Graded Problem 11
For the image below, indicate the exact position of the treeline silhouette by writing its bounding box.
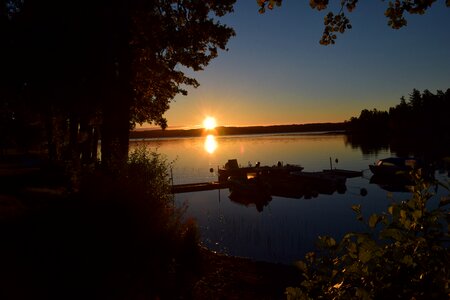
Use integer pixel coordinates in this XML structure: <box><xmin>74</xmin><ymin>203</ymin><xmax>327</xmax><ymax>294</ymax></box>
<box><xmin>347</xmin><ymin>88</ymin><xmax>450</xmax><ymax>137</ymax></box>
<box><xmin>130</xmin><ymin>123</ymin><xmax>346</xmax><ymax>139</ymax></box>
<box><xmin>346</xmin><ymin>88</ymin><xmax>450</xmax><ymax>158</ymax></box>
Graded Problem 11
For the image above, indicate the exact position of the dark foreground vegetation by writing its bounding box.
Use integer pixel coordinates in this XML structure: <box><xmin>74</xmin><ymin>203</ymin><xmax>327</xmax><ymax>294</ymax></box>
<box><xmin>0</xmin><ymin>148</ymin><xmax>299</xmax><ymax>299</ymax></box>
<box><xmin>2</xmin><ymin>147</ymin><xmax>449</xmax><ymax>299</ymax></box>
<box><xmin>286</xmin><ymin>171</ymin><xmax>450</xmax><ymax>299</ymax></box>
<box><xmin>1</xmin><ymin>148</ymin><xmax>199</xmax><ymax>299</ymax></box>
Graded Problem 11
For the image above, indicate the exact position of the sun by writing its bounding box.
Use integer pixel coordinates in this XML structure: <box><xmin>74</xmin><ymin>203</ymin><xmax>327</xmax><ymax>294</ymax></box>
<box><xmin>203</xmin><ymin>116</ymin><xmax>217</xmax><ymax>130</ymax></box>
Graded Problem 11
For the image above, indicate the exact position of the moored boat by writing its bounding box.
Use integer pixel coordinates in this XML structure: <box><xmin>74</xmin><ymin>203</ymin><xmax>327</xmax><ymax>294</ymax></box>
<box><xmin>369</xmin><ymin>157</ymin><xmax>424</xmax><ymax>177</ymax></box>
<box><xmin>218</xmin><ymin>159</ymin><xmax>304</xmax><ymax>182</ymax></box>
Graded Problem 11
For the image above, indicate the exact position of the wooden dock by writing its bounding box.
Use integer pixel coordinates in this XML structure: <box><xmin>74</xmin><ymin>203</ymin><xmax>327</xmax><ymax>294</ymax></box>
<box><xmin>172</xmin><ymin>181</ymin><xmax>229</xmax><ymax>194</ymax></box>
<box><xmin>171</xmin><ymin>168</ymin><xmax>362</xmax><ymax>194</ymax></box>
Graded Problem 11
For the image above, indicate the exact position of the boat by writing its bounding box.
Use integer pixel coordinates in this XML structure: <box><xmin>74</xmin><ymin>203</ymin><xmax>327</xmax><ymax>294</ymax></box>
<box><xmin>218</xmin><ymin>159</ymin><xmax>304</xmax><ymax>182</ymax></box>
<box><xmin>369</xmin><ymin>157</ymin><xmax>424</xmax><ymax>177</ymax></box>
<box><xmin>221</xmin><ymin>159</ymin><xmax>351</xmax><ymax>200</ymax></box>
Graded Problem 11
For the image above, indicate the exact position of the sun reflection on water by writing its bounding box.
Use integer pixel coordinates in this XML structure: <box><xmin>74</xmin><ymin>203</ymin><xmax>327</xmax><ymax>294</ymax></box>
<box><xmin>204</xmin><ymin>134</ymin><xmax>218</xmax><ymax>154</ymax></box>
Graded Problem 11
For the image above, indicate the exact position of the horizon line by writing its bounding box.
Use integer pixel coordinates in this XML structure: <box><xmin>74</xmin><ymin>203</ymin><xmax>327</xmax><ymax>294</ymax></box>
<box><xmin>133</xmin><ymin>121</ymin><xmax>347</xmax><ymax>131</ymax></box>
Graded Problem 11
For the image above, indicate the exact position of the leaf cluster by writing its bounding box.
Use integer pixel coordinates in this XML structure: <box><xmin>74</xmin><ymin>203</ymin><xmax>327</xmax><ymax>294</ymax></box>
<box><xmin>310</xmin><ymin>1</ymin><xmax>355</xmax><ymax>45</ymax></box>
<box><xmin>63</xmin><ymin>145</ymin><xmax>201</xmax><ymax>298</ymax></box>
<box><xmin>256</xmin><ymin>0</ymin><xmax>449</xmax><ymax>45</ymax></box>
<box><xmin>384</xmin><ymin>0</ymin><xmax>443</xmax><ymax>29</ymax></box>
<box><xmin>130</xmin><ymin>0</ymin><xmax>236</xmax><ymax>129</ymax></box>
<box><xmin>1</xmin><ymin>0</ymin><xmax>236</xmax><ymax>132</ymax></box>
<box><xmin>287</xmin><ymin>171</ymin><xmax>450</xmax><ymax>299</ymax></box>
<box><xmin>256</xmin><ymin>0</ymin><xmax>282</xmax><ymax>14</ymax></box>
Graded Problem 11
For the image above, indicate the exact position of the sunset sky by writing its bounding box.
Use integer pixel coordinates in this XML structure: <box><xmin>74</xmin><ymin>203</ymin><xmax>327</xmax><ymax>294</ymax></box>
<box><xmin>141</xmin><ymin>1</ymin><xmax>450</xmax><ymax>129</ymax></box>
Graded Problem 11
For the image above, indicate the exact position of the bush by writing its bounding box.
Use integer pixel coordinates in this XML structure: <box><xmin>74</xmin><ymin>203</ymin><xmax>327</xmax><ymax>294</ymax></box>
<box><xmin>1</xmin><ymin>146</ymin><xmax>200</xmax><ymax>299</ymax></box>
<box><xmin>74</xmin><ymin>145</ymin><xmax>201</xmax><ymax>298</ymax></box>
<box><xmin>287</xmin><ymin>171</ymin><xmax>450</xmax><ymax>300</ymax></box>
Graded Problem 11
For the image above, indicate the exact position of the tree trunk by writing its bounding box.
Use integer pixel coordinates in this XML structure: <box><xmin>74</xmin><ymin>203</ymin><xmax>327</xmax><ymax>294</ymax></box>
<box><xmin>68</xmin><ymin>113</ymin><xmax>81</xmax><ymax>191</ymax></box>
<box><xmin>100</xmin><ymin>90</ymin><xmax>130</xmax><ymax>172</ymax></box>
<box><xmin>99</xmin><ymin>1</ymin><xmax>132</xmax><ymax>173</ymax></box>
<box><xmin>44</xmin><ymin>107</ymin><xmax>57</xmax><ymax>163</ymax></box>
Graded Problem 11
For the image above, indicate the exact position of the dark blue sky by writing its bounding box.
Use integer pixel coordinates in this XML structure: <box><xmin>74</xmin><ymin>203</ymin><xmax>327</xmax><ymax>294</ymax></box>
<box><xmin>152</xmin><ymin>1</ymin><xmax>450</xmax><ymax>129</ymax></box>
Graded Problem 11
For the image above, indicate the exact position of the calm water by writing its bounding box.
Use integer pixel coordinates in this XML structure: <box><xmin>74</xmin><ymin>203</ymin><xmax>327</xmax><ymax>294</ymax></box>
<box><xmin>131</xmin><ymin>133</ymin><xmax>448</xmax><ymax>264</ymax></box>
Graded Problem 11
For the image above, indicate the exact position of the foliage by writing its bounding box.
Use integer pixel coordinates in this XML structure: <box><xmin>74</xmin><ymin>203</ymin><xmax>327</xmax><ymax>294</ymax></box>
<box><xmin>389</xmin><ymin>88</ymin><xmax>450</xmax><ymax>136</ymax></box>
<box><xmin>0</xmin><ymin>145</ymin><xmax>200</xmax><ymax>298</ymax></box>
<box><xmin>126</xmin><ymin>145</ymin><xmax>173</xmax><ymax>200</ymax></box>
<box><xmin>347</xmin><ymin>108</ymin><xmax>390</xmax><ymax>135</ymax></box>
<box><xmin>256</xmin><ymin>0</ymin><xmax>450</xmax><ymax>45</ymax></box>
<box><xmin>347</xmin><ymin>88</ymin><xmax>450</xmax><ymax>139</ymax></box>
<box><xmin>78</xmin><ymin>146</ymin><xmax>201</xmax><ymax>298</ymax></box>
<box><xmin>286</xmin><ymin>171</ymin><xmax>450</xmax><ymax>299</ymax></box>
<box><xmin>129</xmin><ymin>0</ymin><xmax>236</xmax><ymax>129</ymax></box>
<box><xmin>0</xmin><ymin>0</ymin><xmax>236</xmax><ymax>169</ymax></box>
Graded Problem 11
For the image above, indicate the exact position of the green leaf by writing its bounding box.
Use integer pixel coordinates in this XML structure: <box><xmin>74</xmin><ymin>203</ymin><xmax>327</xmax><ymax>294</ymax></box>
<box><xmin>317</xmin><ymin>236</ymin><xmax>337</xmax><ymax>249</ymax></box>
<box><xmin>358</xmin><ymin>249</ymin><xmax>372</xmax><ymax>263</ymax></box>
<box><xmin>368</xmin><ymin>214</ymin><xmax>380</xmax><ymax>228</ymax></box>
<box><xmin>351</xmin><ymin>204</ymin><xmax>361</xmax><ymax>213</ymax></box>
<box><xmin>327</xmin><ymin>237</ymin><xmax>336</xmax><ymax>247</ymax></box>
<box><xmin>400</xmin><ymin>209</ymin><xmax>407</xmax><ymax>219</ymax></box>
<box><xmin>285</xmin><ymin>287</ymin><xmax>304</xmax><ymax>300</ymax></box>
<box><xmin>295</xmin><ymin>260</ymin><xmax>308</xmax><ymax>273</ymax></box>
<box><xmin>439</xmin><ymin>196</ymin><xmax>450</xmax><ymax>207</ymax></box>
<box><xmin>347</xmin><ymin>242</ymin><xmax>358</xmax><ymax>259</ymax></box>
<box><xmin>356</xmin><ymin>287</ymin><xmax>371</xmax><ymax>300</ymax></box>
<box><xmin>412</xmin><ymin>209</ymin><xmax>422</xmax><ymax>221</ymax></box>
<box><xmin>332</xmin><ymin>280</ymin><xmax>343</xmax><ymax>289</ymax></box>
<box><xmin>381</xmin><ymin>228</ymin><xmax>404</xmax><ymax>241</ymax></box>
<box><xmin>388</xmin><ymin>205</ymin><xmax>394</xmax><ymax>215</ymax></box>
<box><xmin>401</xmin><ymin>255</ymin><xmax>414</xmax><ymax>266</ymax></box>
<box><xmin>352</xmin><ymin>204</ymin><xmax>364</xmax><ymax>221</ymax></box>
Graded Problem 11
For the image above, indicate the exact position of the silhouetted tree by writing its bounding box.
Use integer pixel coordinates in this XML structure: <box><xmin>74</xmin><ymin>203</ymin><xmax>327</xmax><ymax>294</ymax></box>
<box><xmin>347</xmin><ymin>108</ymin><xmax>389</xmax><ymax>135</ymax></box>
<box><xmin>0</xmin><ymin>0</ymin><xmax>235</xmax><ymax>172</ymax></box>
<box><xmin>257</xmin><ymin>0</ymin><xmax>449</xmax><ymax>45</ymax></box>
<box><xmin>349</xmin><ymin>88</ymin><xmax>450</xmax><ymax>143</ymax></box>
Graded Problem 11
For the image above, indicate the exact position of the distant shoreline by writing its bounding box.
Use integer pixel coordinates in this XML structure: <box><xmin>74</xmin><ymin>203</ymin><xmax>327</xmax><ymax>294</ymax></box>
<box><xmin>130</xmin><ymin>122</ymin><xmax>346</xmax><ymax>139</ymax></box>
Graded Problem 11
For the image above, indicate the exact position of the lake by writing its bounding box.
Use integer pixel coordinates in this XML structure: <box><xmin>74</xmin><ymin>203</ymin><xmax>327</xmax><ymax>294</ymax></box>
<box><xmin>130</xmin><ymin>133</ymin><xmax>449</xmax><ymax>264</ymax></box>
